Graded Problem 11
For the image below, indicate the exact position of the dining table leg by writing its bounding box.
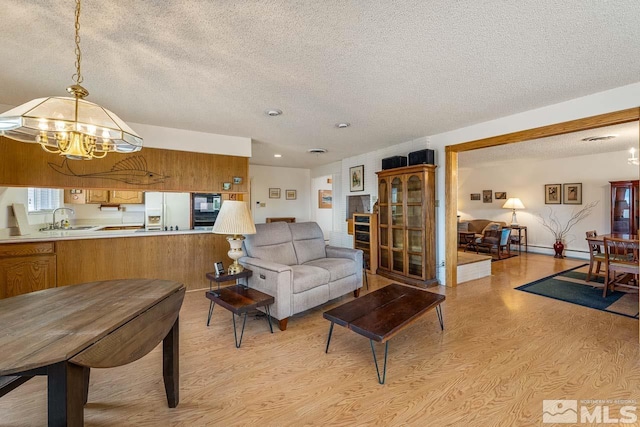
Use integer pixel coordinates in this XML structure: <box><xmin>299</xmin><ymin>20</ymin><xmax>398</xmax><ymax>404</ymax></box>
<box><xmin>47</xmin><ymin>361</ymin><xmax>85</xmax><ymax>427</ymax></box>
<box><xmin>163</xmin><ymin>316</ymin><xmax>180</xmax><ymax>408</ymax></box>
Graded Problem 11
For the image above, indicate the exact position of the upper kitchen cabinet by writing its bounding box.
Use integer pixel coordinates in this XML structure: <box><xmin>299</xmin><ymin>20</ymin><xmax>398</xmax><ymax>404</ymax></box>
<box><xmin>65</xmin><ymin>189</ymin><xmax>144</xmax><ymax>204</ymax></box>
<box><xmin>63</xmin><ymin>189</ymin><xmax>87</xmax><ymax>204</ymax></box>
<box><xmin>109</xmin><ymin>191</ymin><xmax>144</xmax><ymax>204</ymax></box>
<box><xmin>86</xmin><ymin>190</ymin><xmax>110</xmax><ymax>204</ymax></box>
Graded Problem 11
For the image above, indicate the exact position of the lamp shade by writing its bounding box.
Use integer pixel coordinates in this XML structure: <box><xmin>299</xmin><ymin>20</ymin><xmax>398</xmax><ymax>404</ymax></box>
<box><xmin>502</xmin><ymin>198</ymin><xmax>525</xmax><ymax>210</ymax></box>
<box><xmin>211</xmin><ymin>201</ymin><xmax>256</xmax><ymax>235</ymax></box>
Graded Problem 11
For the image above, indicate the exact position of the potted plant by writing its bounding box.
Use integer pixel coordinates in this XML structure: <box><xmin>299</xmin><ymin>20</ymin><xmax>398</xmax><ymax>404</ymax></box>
<box><xmin>537</xmin><ymin>201</ymin><xmax>598</xmax><ymax>258</ymax></box>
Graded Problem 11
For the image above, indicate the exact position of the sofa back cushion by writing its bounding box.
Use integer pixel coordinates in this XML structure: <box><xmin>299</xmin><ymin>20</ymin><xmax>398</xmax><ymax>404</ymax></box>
<box><xmin>467</xmin><ymin>219</ymin><xmax>506</xmax><ymax>233</ymax></box>
<box><xmin>289</xmin><ymin>222</ymin><xmax>327</xmax><ymax>264</ymax></box>
<box><xmin>243</xmin><ymin>222</ymin><xmax>298</xmax><ymax>266</ymax></box>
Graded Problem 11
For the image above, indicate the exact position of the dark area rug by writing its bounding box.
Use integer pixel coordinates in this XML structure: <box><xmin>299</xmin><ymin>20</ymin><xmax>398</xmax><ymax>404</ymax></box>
<box><xmin>516</xmin><ymin>264</ymin><xmax>639</xmax><ymax>319</ymax></box>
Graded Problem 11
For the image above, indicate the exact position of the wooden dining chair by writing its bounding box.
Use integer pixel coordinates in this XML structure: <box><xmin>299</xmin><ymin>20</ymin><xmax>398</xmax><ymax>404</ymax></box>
<box><xmin>585</xmin><ymin>230</ymin><xmax>605</xmax><ymax>282</ymax></box>
<box><xmin>602</xmin><ymin>236</ymin><xmax>640</xmax><ymax>297</ymax></box>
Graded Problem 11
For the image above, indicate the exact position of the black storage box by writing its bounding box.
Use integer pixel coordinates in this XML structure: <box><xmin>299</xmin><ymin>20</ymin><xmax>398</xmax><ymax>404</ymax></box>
<box><xmin>381</xmin><ymin>156</ymin><xmax>408</xmax><ymax>170</ymax></box>
<box><xmin>408</xmin><ymin>148</ymin><xmax>435</xmax><ymax>165</ymax></box>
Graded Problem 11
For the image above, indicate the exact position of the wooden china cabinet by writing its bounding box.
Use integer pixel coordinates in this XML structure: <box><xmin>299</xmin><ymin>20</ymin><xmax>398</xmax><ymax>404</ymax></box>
<box><xmin>610</xmin><ymin>180</ymin><xmax>639</xmax><ymax>235</ymax></box>
<box><xmin>376</xmin><ymin>164</ymin><xmax>437</xmax><ymax>287</ymax></box>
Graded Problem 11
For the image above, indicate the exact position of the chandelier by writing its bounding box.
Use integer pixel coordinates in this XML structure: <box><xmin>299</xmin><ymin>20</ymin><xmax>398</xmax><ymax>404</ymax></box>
<box><xmin>629</xmin><ymin>148</ymin><xmax>639</xmax><ymax>166</ymax></box>
<box><xmin>0</xmin><ymin>0</ymin><xmax>142</xmax><ymax>160</ymax></box>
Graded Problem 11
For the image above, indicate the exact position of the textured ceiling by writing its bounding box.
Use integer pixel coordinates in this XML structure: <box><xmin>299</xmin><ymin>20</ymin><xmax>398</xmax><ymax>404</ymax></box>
<box><xmin>1</xmin><ymin>1</ymin><xmax>639</xmax><ymax>168</ymax></box>
<box><xmin>459</xmin><ymin>122</ymin><xmax>639</xmax><ymax>168</ymax></box>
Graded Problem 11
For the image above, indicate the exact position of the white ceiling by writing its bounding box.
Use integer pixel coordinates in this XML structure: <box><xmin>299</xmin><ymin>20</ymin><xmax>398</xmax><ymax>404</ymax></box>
<box><xmin>1</xmin><ymin>1</ymin><xmax>639</xmax><ymax>168</ymax></box>
<box><xmin>459</xmin><ymin>122</ymin><xmax>640</xmax><ymax>168</ymax></box>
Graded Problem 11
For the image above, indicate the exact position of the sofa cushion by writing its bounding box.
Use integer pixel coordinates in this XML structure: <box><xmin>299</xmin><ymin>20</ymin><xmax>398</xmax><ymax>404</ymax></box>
<box><xmin>481</xmin><ymin>222</ymin><xmax>502</xmax><ymax>234</ymax></box>
<box><xmin>289</xmin><ymin>222</ymin><xmax>327</xmax><ymax>264</ymax></box>
<box><xmin>290</xmin><ymin>264</ymin><xmax>330</xmax><ymax>293</ymax></box>
<box><xmin>304</xmin><ymin>257</ymin><xmax>358</xmax><ymax>282</ymax></box>
<box><xmin>243</xmin><ymin>222</ymin><xmax>298</xmax><ymax>266</ymax></box>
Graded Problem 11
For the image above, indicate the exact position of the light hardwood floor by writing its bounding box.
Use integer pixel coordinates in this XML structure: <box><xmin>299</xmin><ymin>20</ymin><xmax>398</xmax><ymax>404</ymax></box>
<box><xmin>1</xmin><ymin>253</ymin><xmax>638</xmax><ymax>426</ymax></box>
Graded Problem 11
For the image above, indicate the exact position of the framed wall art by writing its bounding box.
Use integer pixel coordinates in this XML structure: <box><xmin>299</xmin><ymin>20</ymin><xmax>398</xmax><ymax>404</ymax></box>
<box><xmin>494</xmin><ymin>192</ymin><xmax>507</xmax><ymax>200</ymax></box>
<box><xmin>269</xmin><ymin>188</ymin><xmax>281</xmax><ymax>199</ymax></box>
<box><xmin>286</xmin><ymin>189</ymin><xmax>297</xmax><ymax>200</ymax></box>
<box><xmin>563</xmin><ymin>183</ymin><xmax>582</xmax><ymax>205</ymax></box>
<box><xmin>318</xmin><ymin>190</ymin><xmax>332</xmax><ymax>208</ymax></box>
<box><xmin>544</xmin><ymin>184</ymin><xmax>561</xmax><ymax>204</ymax></box>
<box><xmin>470</xmin><ymin>193</ymin><xmax>481</xmax><ymax>201</ymax></box>
<box><xmin>349</xmin><ymin>165</ymin><xmax>364</xmax><ymax>192</ymax></box>
<box><xmin>482</xmin><ymin>190</ymin><xmax>492</xmax><ymax>203</ymax></box>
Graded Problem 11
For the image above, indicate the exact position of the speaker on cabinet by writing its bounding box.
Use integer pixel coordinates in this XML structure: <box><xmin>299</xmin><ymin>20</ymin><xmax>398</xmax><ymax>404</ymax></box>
<box><xmin>408</xmin><ymin>149</ymin><xmax>435</xmax><ymax>165</ymax></box>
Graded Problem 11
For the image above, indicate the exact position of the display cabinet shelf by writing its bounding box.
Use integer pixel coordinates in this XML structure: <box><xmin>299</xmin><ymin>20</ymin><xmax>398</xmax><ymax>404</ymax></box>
<box><xmin>353</xmin><ymin>213</ymin><xmax>378</xmax><ymax>274</ymax></box>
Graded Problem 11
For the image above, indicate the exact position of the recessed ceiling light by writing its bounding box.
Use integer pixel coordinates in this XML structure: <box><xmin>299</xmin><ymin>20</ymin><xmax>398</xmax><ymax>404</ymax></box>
<box><xmin>308</xmin><ymin>148</ymin><xmax>328</xmax><ymax>154</ymax></box>
<box><xmin>336</xmin><ymin>123</ymin><xmax>350</xmax><ymax>129</ymax></box>
<box><xmin>265</xmin><ymin>109</ymin><xmax>282</xmax><ymax>117</ymax></box>
<box><xmin>581</xmin><ymin>135</ymin><xmax>616</xmax><ymax>141</ymax></box>
<box><xmin>274</xmin><ymin>154</ymin><xmax>282</xmax><ymax>158</ymax></box>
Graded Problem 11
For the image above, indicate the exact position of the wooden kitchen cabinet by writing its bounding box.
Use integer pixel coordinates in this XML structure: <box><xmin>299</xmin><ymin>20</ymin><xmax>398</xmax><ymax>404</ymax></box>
<box><xmin>109</xmin><ymin>190</ymin><xmax>144</xmax><ymax>204</ymax></box>
<box><xmin>0</xmin><ymin>242</ymin><xmax>56</xmax><ymax>299</ymax></box>
<box><xmin>63</xmin><ymin>189</ymin><xmax>87</xmax><ymax>204</ymax></box>
<box><xmin>86</xmin><ymin>189</ymin><xmax>110</xmax><ymax>203</ymax></box>
<box><xmin>85</xmin><ymin>190</ymin><xmax>144</xmax><ymax>204</ymax></box>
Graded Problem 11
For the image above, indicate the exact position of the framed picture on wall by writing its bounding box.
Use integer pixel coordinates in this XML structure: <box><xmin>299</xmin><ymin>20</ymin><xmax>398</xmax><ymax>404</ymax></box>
<box><xmin>482</xmin><ymin>190</ymin><xmax>492</xmax><ymax>203</ymax></box>
<box><xmin>563</xmin><ymin>183</ymin><xmax>582</xmax><ymax>205</ymax></box>
<box><xmin>544</xmin><ymin>184</ymin><xmax>561</xmax><ymax>204</ymax></box>
<box><xmin>269</xmin><ymin>188</ymin><xmax>281</xmax><ymax>199</ymax></box>
<box><xmin>286</xmin><ymin>189</ymin><xmax>297</xmax><ymax>200</ymax></box>
<box><xmin>470</xmin><ymin>193</ymin><xmax>481</xmax><ymax>201</ymax></box>
<box><xmin>495</xmin><ymin>192</ymin><xmax>507</xmax><ymax>200</ymax></box>
<box><xmin>318</xmin><ymin>190</ymin><xmax>332</xmax><ymax>208</ymax></box>
<box><xmin>349</xmin><ymin>165</ymin><xmax>364</xmax><ymax>192</ymax></box>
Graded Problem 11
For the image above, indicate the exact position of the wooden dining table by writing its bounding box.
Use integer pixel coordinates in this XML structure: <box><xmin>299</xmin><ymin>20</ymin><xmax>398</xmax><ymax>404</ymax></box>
<box><xmin>585</xmin><ymin>233</ymin><xmax>633</xmax><ymax>244</ymax></box>
<box><xmin>0</xmin><ymin>278</ymin><xmax>185</xmax><ymax>427</ymax></box>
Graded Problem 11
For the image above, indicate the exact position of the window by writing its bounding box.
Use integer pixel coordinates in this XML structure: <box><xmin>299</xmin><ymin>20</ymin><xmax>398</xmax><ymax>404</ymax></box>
<box><xmin>27</xmin><ymin>188</ymin><xmax>62</xmax><ymax>213</ymax></box>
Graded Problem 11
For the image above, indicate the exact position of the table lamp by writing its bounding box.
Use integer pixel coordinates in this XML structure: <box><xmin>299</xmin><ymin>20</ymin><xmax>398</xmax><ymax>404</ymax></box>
<box><xmin>211</xmin><ymin>201</ymin><xmax>256</xmax><ymax>275</ymax></box>
<box><xmin>502</xmin><ymin>198</ymin><xmax>525</xmax><ymax>226</ymax></box>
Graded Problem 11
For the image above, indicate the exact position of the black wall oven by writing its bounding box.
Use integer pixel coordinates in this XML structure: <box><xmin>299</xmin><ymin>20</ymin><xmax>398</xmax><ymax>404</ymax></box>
<box><xmin>191</xmin><ymin>193</ymin><xmax>222</xmax><ymax>229</ymax></box>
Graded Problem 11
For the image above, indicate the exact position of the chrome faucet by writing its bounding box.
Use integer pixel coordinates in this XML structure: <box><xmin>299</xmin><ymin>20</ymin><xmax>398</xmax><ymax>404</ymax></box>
<box><xmin>52</xmin><ymin>207</ymin><xmax>75</xmax><ymax>229</ymax></box>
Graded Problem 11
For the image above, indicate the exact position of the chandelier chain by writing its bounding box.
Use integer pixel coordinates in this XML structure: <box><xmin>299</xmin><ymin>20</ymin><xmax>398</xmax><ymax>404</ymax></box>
<box><xmin>72</xmin><ymin>0</ymin><xmax>83</xmax><ymax>84</ymax></box>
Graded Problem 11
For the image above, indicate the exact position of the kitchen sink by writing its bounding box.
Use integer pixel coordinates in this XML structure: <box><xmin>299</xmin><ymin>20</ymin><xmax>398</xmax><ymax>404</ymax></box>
<box><xmin>66</xmin><ymin>226</ymin><xmax>96</xmax><ymax>230</ymax></box>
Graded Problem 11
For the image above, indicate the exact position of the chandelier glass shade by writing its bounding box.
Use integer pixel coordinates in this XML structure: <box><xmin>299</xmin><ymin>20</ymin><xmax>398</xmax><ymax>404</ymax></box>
<box><xmin>0</xmin><ymin>0</ymin><xmax>142</xmax><ymax>160</ymax></box>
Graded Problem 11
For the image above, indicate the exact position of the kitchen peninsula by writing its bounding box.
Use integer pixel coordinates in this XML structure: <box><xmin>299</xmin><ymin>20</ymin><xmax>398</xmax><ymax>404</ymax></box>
<box><xmin>0</xmin><ymin>136</ymin><xmax>249</xmax><ymax>299</ymax></box>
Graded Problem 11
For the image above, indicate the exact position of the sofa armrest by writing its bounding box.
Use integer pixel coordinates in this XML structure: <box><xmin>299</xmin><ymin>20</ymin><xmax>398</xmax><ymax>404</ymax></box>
<box><xmin>239</xmin><ymin>257</ymin><xmax>293</xmax><ymax>320</ymax></box>
<box><xmin>326</xmin><ymin>246</ymin><xmax>363</xmax><ymax>263</ymax></box>
<box><xmin>239</xmin><ymin>257</ymin><xmax>292</xmax><ymax>273</ymax></box>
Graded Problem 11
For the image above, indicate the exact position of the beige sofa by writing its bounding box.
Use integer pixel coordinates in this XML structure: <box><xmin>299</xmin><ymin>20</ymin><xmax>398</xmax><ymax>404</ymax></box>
<box><xmin>240</xmin><ymin>222</ymin><xmax>363</xmax><ymax>331</ymax></box>
<box><xmin>459</xmin><ymin>219</ymin><xmax>507</xmax><ymax>238</ymax></box>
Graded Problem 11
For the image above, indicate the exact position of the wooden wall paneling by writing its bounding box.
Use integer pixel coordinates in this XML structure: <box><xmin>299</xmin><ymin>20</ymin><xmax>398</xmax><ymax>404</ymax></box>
<box><xmin>55</xmin><ymin>234</ymin><xmax>229</xmax><ymax>290</ymax></box>
<box><xmin>444</xmin><ymin>108</ymin><xmax>640</xmax><ymax>288</ymax></box>
<box><xmin>0</xmin><ymin>137</ymin><xmax>249</xmax><ymax>194</ymax></box>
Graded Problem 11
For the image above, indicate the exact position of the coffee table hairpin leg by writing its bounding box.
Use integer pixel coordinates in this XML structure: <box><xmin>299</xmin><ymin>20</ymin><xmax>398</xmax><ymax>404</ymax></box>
<box><xmin>436</xmin><ymin>305</ymin><xmax>444</xmax><ymax>330</ymax></box>
<box><xmin>370</xmin><ymin>341</ymin><xmax>389</xmax><ymax>384</ymax></box>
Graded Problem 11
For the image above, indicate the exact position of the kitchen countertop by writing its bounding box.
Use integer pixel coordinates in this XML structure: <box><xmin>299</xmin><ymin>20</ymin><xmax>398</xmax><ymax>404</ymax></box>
<box><xmin>0</xmin><ymin>228</ymin><xmax>214</xmax><ymax>244</ymax></box>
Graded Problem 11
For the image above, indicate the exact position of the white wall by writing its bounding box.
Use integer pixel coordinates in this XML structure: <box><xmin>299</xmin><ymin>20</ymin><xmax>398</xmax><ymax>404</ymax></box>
<box><xmin>316</xmin><ymin>82</ymin><xmax>640</xmax><ymax>285</ymax></box>
<box><xmin>458</xmin><ymin>149</ymin><xmax>639</xmax><ymax>257</ymax></box>
<box><xmin>249</xmin><ymin>165</ymin><xmax>311</xmax><ymax>224</ymax></box>
<box><xmin>311</xmin><ymin>175</ymin><xmax>332</xmax><ymax>239</ymax></box>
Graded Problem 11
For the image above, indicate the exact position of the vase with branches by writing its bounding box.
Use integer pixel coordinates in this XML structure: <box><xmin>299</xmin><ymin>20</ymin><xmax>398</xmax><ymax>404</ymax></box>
<box><xmin>536</xmin><ymin>200</ymin><xmax>598</xmax><ymax>258</ymax></box>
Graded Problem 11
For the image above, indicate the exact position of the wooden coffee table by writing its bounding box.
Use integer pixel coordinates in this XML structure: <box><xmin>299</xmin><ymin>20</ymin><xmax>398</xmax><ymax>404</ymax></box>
<box><xmin>323</xmin><ymin>283</ymin><xmax>445</xmax><ymax>384</ymax></box>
